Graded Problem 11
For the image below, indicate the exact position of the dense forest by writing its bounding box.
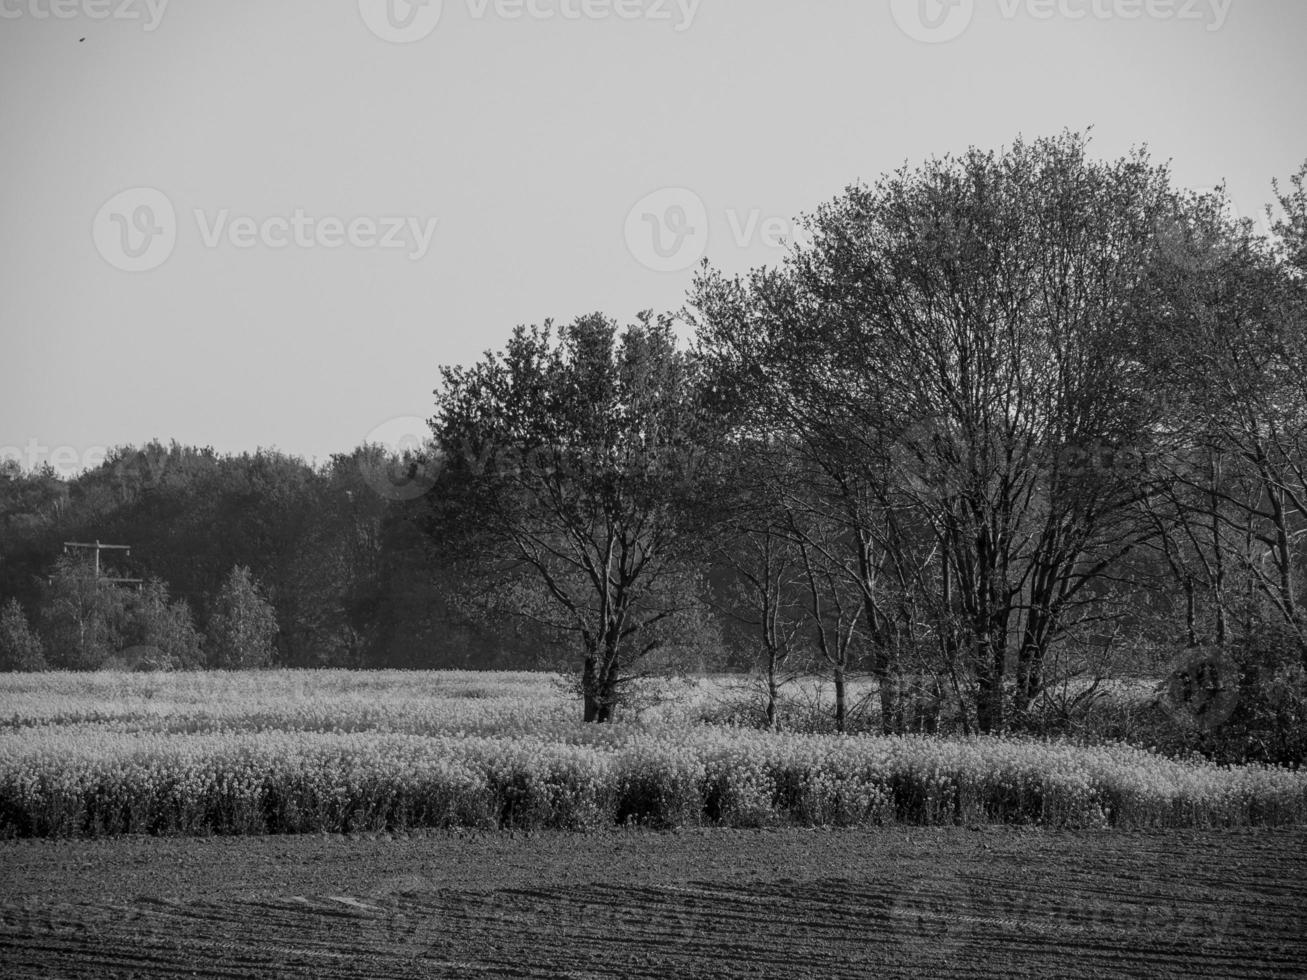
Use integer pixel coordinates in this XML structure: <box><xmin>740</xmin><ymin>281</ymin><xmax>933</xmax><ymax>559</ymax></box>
<box><xmin>0</xmin><ymin>440</ymin><xmax>555</xmax><ymax>671</ymax></box>
<box><xmin>3</xmin><ymin>134</ymin><xmax>1306</xmax><ymax>750</ymax></box>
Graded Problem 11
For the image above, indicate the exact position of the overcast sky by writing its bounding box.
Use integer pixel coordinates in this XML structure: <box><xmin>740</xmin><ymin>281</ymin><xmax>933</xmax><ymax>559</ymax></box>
<box><xmin>2</xmin><ymin>0</ymin><xmax>1305</xmax><ymax>472</ymax></box>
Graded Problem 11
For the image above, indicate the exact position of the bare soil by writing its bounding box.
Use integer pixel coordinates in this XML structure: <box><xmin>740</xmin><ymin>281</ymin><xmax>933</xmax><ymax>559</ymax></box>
<box><xmin>1</xmin><ymin>827</ymin><xmax>1304</xmax><ymax>978</ymax></box>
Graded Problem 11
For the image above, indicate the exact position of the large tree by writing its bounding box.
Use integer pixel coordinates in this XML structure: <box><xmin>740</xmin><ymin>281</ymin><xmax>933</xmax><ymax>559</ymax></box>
<box><xmin>1141</xmin><ymin>170</ymin><xmax>1307</xmax><ymax>664</ymax></box>
<box><xmin>695</xmin><ymin>132</ymin><xmax>1183</xmax><ymax>732</ymax></box>
<box><xmin>430</xmin><ymin>312</ymin><xmax>719</xmax><ymax>721</ymax></box>
<box><xmin>207</xmin><ymin>565</ymin><xmax>279</xmax><ymax>669</ymax></box>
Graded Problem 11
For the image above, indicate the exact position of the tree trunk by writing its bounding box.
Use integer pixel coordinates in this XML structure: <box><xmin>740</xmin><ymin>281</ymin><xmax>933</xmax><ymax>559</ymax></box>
<box><xmin>937</xmin><ymin>554</ymin><xmax>965</xmax><ymax>734</ymax></box>
<box><xmin>1014</xmin><ymin>601</ymin><xmax>1056</xmax><ymax>727</ymax></box>
<box><xmin>915</xmin><ymin>675</ymin><xmax>941</xmax><ymax>733</ymax></box>
<box><xmin>878</xmin><ymin>672</ymin><xmax>897</xmax><ymax>735</ymax></box>
<box><xmin>595</xmin><ymin>661</ymin><xmax>619</xmax><ymax>723</ymax></box>
<box><xmin>967</xmin><ymin>522</ymin><xmax>1009</xmax><ymax>734</ymax></box>
<box><xmin>1211</xmin><ymin>453</ymin><xmax>1228</xmax><ymax>650</ymax></box>
<box><xmin>1013</xmin><ymin>633</ymin><xmax>1042</xmax><ymax>726</ymax></box>
<box><xmin>975</xmin><ymin>634</ymin><xmax>1005</xmax><ymax>734</ymax></box>
<box><xmin>857</xmin><ymin>538</ymin><xmax>897</xmax><ymax>733</ymax></box>
<box><xmin>833</xmin><ymin>664</ymin><xmax>846</xmax><ymax>734</ymax></box>
<box><xmin>1184</xmin><ymin>576</ymin><xmax>1198</xmax><ymax>648</ymax></box>
<box><xmin>765</xmin><ymin>651</ymin><xmax>779</xmax><ymax>730</ymax></box>
<box><xmin>1271</xmin><ymin>488</ymin><xmax>1301</xmax><ymax>640</ymax></box>
<box><xmin>582</xmin><ymin>653</ymin><xmax>601</xmax><ymax>723</ymax></box>
<box><xmin>582</xmin><ymin>631</ymin><xmax>624</xmax><ymax>724</ymax></box>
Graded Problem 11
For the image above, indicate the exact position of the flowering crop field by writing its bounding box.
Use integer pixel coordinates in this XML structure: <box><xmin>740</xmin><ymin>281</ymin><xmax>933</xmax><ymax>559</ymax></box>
<box><xmin>1</xmin><ymin>670</ymin><xmax>1303</xmax><ymax>838</ymax></box>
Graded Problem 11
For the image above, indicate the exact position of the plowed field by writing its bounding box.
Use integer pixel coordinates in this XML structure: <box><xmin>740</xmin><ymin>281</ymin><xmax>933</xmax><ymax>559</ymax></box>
<box><xmin>2</xmin><ymin>827</ymin><xmax>1304</xmax><ymax>978</ymax></box>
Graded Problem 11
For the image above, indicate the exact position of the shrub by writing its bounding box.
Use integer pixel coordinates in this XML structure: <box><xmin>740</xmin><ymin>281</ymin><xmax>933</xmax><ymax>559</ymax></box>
<box><xmin>1194</xmin><ymin>628</ymin><xmax>1307</xmax><ymax>767</ymax></box>
<box><xmin>122</xmin><ymin>580</ymin><xmax>204</xmax><ymax>670</ymax></box>
<box><xmin>0</xmin><ymin>672</ymin><xmax>1303</xmax><ymax>838</ymax></box>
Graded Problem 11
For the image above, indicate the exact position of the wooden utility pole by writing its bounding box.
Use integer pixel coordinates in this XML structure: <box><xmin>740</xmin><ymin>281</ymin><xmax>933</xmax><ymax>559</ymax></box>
<box><xmin>62</xmin><ymin>541</ymin><xmax>143</xmax><ymax>588</ymax></box>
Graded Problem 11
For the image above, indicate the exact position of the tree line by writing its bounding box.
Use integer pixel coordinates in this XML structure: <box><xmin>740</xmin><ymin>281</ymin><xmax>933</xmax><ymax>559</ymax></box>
<box><xmin>0</xmin><ymin>560</ymin><xmax>278</xmax><ymax>672</ymax></box>
<box><xmin>0</xmin><ymin>442</ymin><xmax>555</xmax><ymax>672</ymax></box>
<box><xmin>3</xmin><ymin>132</ymin><xmax>1305</xmax><ymax>749</ymax></box>
<box><xmin>428</xmin><ymin>132</ymin><xmax>1307</xmax><ymax>741</ymax></box>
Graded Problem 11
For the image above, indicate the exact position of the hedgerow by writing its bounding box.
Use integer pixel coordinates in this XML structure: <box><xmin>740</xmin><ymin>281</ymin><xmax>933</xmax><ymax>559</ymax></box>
<box><xmin>1</xmin><ymin>724</ymin><xmax>1302</xmax><ymax>838</ymax></box>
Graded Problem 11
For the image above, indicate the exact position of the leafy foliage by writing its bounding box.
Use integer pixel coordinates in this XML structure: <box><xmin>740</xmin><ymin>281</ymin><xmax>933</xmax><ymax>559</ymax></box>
<box><xmin>1191</xmin><ymin>626</ymin><xmax>1307</xmax><ymax>767</ymax></box>
<box><xmin>121</xmin><ymin>580</ymin><xmax>204</xmax><ymax>670</ymax></box>
<box><xmin>431</xmin><ymin>312</ymin><xmax>723</xmax><ymax>720</ymax></box>
<box><xmin>38</xmin><ymin>556</ymin><xmax>128</xmax><ymax>669</ymax></box>
<box><xmin>0</xmin><ymin>599</ymin><xmax>45</xmax><ymax>672</ymax></box>
<box><xmin>206</xmin><ymin>566</ymin><xmax>278</xmax><ymax>670</ymax></box>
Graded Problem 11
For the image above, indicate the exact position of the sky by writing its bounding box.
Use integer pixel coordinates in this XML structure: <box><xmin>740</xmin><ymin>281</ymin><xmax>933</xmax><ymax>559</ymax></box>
<box><xmin>2</xmin><ymin>0</ymin><xmax>1305</xmax><ymax>473</ymax></box>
